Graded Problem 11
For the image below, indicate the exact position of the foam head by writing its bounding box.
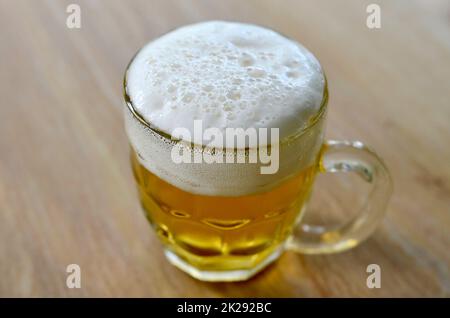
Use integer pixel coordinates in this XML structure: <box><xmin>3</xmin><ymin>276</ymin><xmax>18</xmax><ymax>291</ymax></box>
<box><xmin>124</xmin><ymin>21</ymin><xmax>326</xmax><ymax>196</ymax></box>
<box><xmin>126</xmin><ymin>21</ymin><xmax>325</xmax><ymax>146</ymax></box>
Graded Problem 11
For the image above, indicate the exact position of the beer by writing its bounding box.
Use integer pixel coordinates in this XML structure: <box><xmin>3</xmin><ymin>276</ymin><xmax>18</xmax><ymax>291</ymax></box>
<box><xmin>131</xmin><ymin>148</ymin><xmax>320</xmax><ymax>272</ymax></box>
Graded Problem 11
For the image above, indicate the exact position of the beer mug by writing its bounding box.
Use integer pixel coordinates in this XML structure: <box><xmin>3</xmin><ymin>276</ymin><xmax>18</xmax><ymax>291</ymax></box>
<box><xmin>123</xmin><ymin>21</ymin><xmax>392</xmax><ymax>281</ymax></box>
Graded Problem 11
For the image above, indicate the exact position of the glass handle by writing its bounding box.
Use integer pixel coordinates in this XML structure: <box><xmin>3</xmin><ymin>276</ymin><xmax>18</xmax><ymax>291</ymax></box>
<box><xmin>287</xmin><ymin>140</ymin><xmax>393</xmax><ymax>254</ymax></box>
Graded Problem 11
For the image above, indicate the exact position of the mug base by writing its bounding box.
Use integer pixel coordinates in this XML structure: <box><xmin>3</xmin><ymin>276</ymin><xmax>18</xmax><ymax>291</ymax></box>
<box><xmin>164</xmin><ymin>247</ymin><xmax>283</xmax><ymax>282</ymax></box>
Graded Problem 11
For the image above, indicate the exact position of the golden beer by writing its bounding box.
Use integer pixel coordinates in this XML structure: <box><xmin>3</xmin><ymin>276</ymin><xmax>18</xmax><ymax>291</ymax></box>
<box><xmin>131</xmin><ymin>148</ymin><xmax>320</xmax><ymax>273</ymax></box>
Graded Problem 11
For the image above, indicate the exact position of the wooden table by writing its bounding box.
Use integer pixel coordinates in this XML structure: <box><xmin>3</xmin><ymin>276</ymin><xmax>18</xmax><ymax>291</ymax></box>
<box><xmin>0</xmin><ymin>0</ymin><xmax>448</xmax><ymax>297</ymax></box>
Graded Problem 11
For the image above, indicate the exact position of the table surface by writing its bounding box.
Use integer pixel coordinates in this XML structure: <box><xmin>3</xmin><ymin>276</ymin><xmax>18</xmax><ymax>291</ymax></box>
<box><xmin>0</xmin><ymin>0</ymin><xmax>449</xmax><ymax>297</ymax></box>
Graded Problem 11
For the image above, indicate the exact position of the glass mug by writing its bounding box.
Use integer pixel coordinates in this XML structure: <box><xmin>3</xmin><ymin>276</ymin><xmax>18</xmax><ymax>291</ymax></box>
<box><xmin>123</xmin><ymin>24</ymin><xmax>392</xmax><ymax>282</ymax></box>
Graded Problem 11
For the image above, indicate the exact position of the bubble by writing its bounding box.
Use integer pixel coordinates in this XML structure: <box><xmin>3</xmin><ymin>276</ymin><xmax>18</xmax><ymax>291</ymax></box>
<box><xmin>247</xmin><ymin>68</ymin><xmax>266</xmax><ymax>78</ymax></box>
<box><xmin>284</xmin><ymin>59</ymin><xmax>301</xmax><ymax>67</ymax></box>
<box><xmin>182</xmin><ymin>93</ymin><xmax>195</xmax><ymax>103</ymax></box>
<box><xmin>238</xmin><ymin>52</ymin><xmax>255</xmax><ymax>67</ymax></box>
<box><xmin>226</xmin><ymin>90</ymin><xmax>241</xmax><ymax>101</ymax></box>
<box><xmin>286</xmin><ymin>70</ymin><xmax>300</xmax><ymax>78</ymax></box>
<box><xmin>232</xmin><ymin>78</ymin><xmax>242</xmax><ymax>85</ymax></box>
<box><xmin>223</xmin><ymin>103</ymin><xmax>233</xmax><ymax>112</ymax></box>
<box><xmin>202</xmin><ymin>85</ymin><xmax>214</xmax><ymax>92</ymax></box>
<box><xmin>167</xmin><ymin>84</ymin><xmax>177</xmax><ymax>93</ymax></box>
<box><xmin>227</xmin><ymin>113</ymin><xmax>236</xmax><ymax>120</ymax></box>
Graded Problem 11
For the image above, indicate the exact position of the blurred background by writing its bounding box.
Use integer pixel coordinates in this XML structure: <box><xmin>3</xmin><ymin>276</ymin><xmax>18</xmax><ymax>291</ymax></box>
<box><xmin>0</xmin><ymin>0</ymin><xmax>449</xmax><ymax>297</ymax></box>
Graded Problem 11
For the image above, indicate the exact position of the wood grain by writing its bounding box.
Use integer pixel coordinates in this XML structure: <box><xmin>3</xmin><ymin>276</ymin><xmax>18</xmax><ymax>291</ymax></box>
<box><xmin>0</xmin><ymin>0</ymin><xmax>448</xmax><ymax>297</ymax></box>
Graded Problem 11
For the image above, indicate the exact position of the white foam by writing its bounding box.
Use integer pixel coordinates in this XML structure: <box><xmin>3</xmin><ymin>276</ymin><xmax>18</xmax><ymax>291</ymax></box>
<box><xmin>124</xmin><ymin>21</ymin><xmax>326</xmax><ymax>196</ymax></box>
